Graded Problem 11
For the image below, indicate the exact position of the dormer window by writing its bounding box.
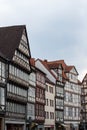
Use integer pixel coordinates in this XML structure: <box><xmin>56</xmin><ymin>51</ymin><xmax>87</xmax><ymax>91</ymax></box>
<box><xmin>58</xmin><ymin>76</ymin><xmax>62</xmax><ymax>82</ymax></box>
<box><xmin>58</xmin><ymin>65</ymin><xmax>62</xmax><ymax>82</ymax></box>
<box><xmin>58</xmin><ymin>68</ymin><xmax>62</xmax><ymax>75</ymax></box>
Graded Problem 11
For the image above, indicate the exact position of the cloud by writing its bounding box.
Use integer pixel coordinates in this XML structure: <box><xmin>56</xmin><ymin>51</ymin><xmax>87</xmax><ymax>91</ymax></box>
<box><xmin>0</xmin><ymin>0</ymin><xmax>87</xmax><ymax>80</ymax></box>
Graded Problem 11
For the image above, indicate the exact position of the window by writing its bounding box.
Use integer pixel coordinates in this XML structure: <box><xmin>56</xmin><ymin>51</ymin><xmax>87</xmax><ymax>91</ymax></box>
<box><xmin>46</xmin><ymin>85</ymin><xmax>48</xmax><ymax>92</ymax></box>
<box><xmin>9</xmin><ymin>65</ymin><xmax>29</xmax><ymax>83</ymax></box>
<box><xmin>36</xmin><ymin>87</ymin><xmax>45</xmax><ymax>100</ymax></box>
<box><xmin>49</xmin><ymin>86</ymin><xmax>53</xmax><ymax>93</ymax></box>
<box><xmin>6</xmin><ymin>102</ymin><xmax>26</xmax><ymax>114</ymax></box>
<box><xmin>78</xmin><ymin>95</ymin><xmax>81</xmax><ymax>103</ymax></box>
<box><xmin>50</xmin><ymin>100</ymin><xmax>54</xmax><ymax>107</ymax></box>
<box><xmin>68</xmin><ymin>107</ymin><xmax>72</xmax><ymax>116</ymax></box>
<box><xmin>28</xmin><ymin>87</ymin><xmax>35</xmax><ymax>102</ymax></box>
<box><xmin>0</xmin><ymin>62</ymin><xmax>5</xmax><ymax>82</ymax></box>
<box><xmin>68</xmin><ymin>93</ymin><xmax>73</xmax><ymax>102</ymax></box>
<box><xmin>58</xmin><ymin>66</ymin><xmax>62</xmax><ymax>81</ymax></box>
<box><xmin>56</xmin><ymin>111</ymin><xmax>63</xmax><ymax>121</ymax></box>
<box><xmin>64</xmin><ymin>107</ymin><xmax>68</xmax><ymax>117</ymax></box>
<box><xmin>74</xmin><ymin>108</ymin><xmax>76</xmax><ymax>117</ymax></box>
<box><xmin>14</xmin><ymin>50</ymin><xmax>29</xmax><ymax>64</ymax></box>
<box><xmin>37</xmin><ymin>73</ymin><xmax>45</xmax><ymax>84</ymax></box>
<box><xmin>21</xmin><ymin>32</ymin><xmax>27</xmax><ymax>44</ymax></box>
<box><xmin>27</xmin><ymin>103</ymin><xmax>35</xmax><ymax>120</ymax></box>
<box><xmin>58</xmin><ymin>75</ymin><xmax>62</xmax><ymax>81</ymax></box>
<box><xmin>29</xmin><ymin>72</ymin><xmax>36</xmax><ymax>86</ymax></box>
<box><xmin>56</xmin><ymin>98</ymin><xmax>63</xmax><ymax>108</ymax></box>
<box><xmin>36</xmin><ymin>104</ymin><xmax>44</xmax><ymax>117</ymax></box>
<box><xmin>7</xmin><ymin>83</ymin><xmax>27</xmax><ymax>97</ymax></box>
<box><xmin>56</xmin><ymin>87</ymin><xmax>63</xmax><ymax>97</ymax></box>
<box><xmin>18</xmin><ymin>30</ymin><xmax>30</xmax><ymax>56</ymax></box>
<box><xmin>0</xmin><ymin>87</ymin><xmax>5</xmax><ymax>110</ymax></box>
<box><xmin>45</xmin><ymin>111</ymin><xmax>49</xmax><ymax>119</ymax></box>
<box><xmin>58</xmin><ymin>68</ymin><xmax>62</xmax><ymax>75</ymax></box>
<box><xmin>50</xmin><ymin>112</ymin><xmax>54</xmax><ymax>119</ymax></box>
<box><xmin>65</xmin><ymin>92</ymin><xmax>73</xmax><ymax>102</ymax></box>
<box><xmin>46</xmin><ymin>99</ymin><xmax>49</xmax><ymax>106</ymax></box>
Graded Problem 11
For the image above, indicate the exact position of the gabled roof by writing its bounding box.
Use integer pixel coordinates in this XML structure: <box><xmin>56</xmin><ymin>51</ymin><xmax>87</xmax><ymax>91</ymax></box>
<box><xmin>47</xmin><ymin>60</ymin><xmax>68</xmax><ymax>79</ymax></box>
<box><xmin>82</xmin><ymin>73</ymin><xmax>87</xmax><ymax>83</ymax></box>
<box><xmin>78</xmin><ymin>79</ymin><xmax>82</xmax><ymax>85</ymax></box>
<box><xmin>47</xmin><ymin>60</ymin><xmax>66</xmax><ymax>69</ymax></box>
<box><xmin>0</xmin><ymin>25</ymin><xmax>26</xmax><ymax>60</ymax></box>
<box><xmin>47</xmin><ymin>59</ymin><xmax>78</xmax><ymax>76</ymax></box>
<box><xmin>38</xmin><ymin>59</ymin><xmax>58</xmax><ymax>80</ymax></box>
<box><xmin>65</xmin><ymin>65</ymin><xmax>74</xmax><ymax>72</ymax></box>
<box><xmin>31</xmin><ymin>58</ymin><xmax>46</xmax><ymax>75</ymax></box>
<box><xmin>65</xmin><ymin>65</ymin><xmax>79</xmax><ymax>75</ymax></box>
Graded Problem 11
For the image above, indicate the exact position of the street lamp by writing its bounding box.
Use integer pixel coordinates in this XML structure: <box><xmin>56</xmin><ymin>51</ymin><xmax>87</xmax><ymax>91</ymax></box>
<box><xmin>28</xmin><ymin>117</ymin><xmax>32</xmax><ymax>130</ymax></box>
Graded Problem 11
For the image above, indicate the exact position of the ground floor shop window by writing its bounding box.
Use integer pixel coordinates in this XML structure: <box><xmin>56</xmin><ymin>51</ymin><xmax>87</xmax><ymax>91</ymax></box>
<box><xmin>7</xmin><ymin>124</ymin><xmax>24</xmax><ymax>130</ymax></box>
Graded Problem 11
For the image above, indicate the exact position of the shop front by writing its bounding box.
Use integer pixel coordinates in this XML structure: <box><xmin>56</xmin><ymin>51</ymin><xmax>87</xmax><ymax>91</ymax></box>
<box><xmin>44</xmin><ymin>125</ymin><xmax>54</xmax><ymax>130</ymax></box>
<box><xmin>35</xmin><ymin>124</ymin><xmax>44</xmax><ymax>130</ymax></box>
<box><xmin>5</xmin><ymin>120</ymin><xmax>26</xmax><ymax>130</ymax></box>
<box><xmin>79</xmin><ymin>122</ymin><xmax>87</xmax><ymax>130</ymax></box>
<box><xmin>56</xmin><ymin>123</ymin><xmax>65</xmax><ymax>130</ymax></box>
<box><xmin>6</xmin><ymin>124</ymin><xmax>23</xmax><ymax>130</ymax></box>
<box><xmin>70</xmin><ymin>123</ymin><xmax>79</xmax><ymax>130</ymax></box>
<box><xmin>56</xmin><ymin>123</ymin><xmax>70</xmax><ymax>130</ymax></box>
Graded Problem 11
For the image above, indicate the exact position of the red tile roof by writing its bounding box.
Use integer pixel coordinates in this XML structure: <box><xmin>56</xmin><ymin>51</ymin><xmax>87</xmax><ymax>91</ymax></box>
<box><xmin>65</xmin><ymin>65</ymin><xmax>74</xmax><ymax>72</ymax></box>
<box><xmin>30</xmin><ymin>58</ymin><xmax>35</xmax><ymax>67</ymax></box>
<box><xmin>46</xmin><ymin>60</ymin><xmax>68</xmax><ymax>79</ymax></box>
<box><xmin>31</xmin><ymin>58</ymin><xmax>78</xmax><ymax>82</ymax></box>
<box><xmin>47</xmin><ymin>60</ymin><xmax>66</xmax><ymax>69</ymax></box>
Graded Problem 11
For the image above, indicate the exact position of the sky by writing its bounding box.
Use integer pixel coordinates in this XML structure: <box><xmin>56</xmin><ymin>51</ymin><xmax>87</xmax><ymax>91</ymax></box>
<box><xmin>0</xmin><ymin>0</ymin><xmax>87</xmax><ymax>81</ymax></box>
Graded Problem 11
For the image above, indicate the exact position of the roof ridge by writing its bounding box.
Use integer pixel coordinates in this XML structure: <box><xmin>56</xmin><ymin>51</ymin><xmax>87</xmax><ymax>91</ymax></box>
<box><xmin>0</xmin><ymin>25</ymin><xmax>26</xmax><ymax>29</ymax></box>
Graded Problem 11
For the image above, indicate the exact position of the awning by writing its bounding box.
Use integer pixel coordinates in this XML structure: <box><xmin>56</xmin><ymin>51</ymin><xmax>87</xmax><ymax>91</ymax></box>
<box><xmin>57</xmin><ymin>123</ymin><xmax>70</xmax><ymax>128</ymax></box>
<box><xmin>61</xmin><ymin>124</ymin><xmax>70</xmax><ymax>128</ymax></box>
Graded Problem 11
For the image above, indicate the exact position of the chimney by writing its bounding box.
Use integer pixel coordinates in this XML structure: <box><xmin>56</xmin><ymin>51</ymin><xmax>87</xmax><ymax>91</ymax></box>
<box><xmin>44</xmin><ymin>59</ymin><xmax>48</xmax><ymax>62</ymax></box>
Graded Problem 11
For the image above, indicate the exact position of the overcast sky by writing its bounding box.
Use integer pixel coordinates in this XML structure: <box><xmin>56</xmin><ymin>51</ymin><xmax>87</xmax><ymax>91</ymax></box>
<box><xmin>0</xmin><ymin>0</ymin><xmax>87</xmax><ymax>81</ymax></box>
